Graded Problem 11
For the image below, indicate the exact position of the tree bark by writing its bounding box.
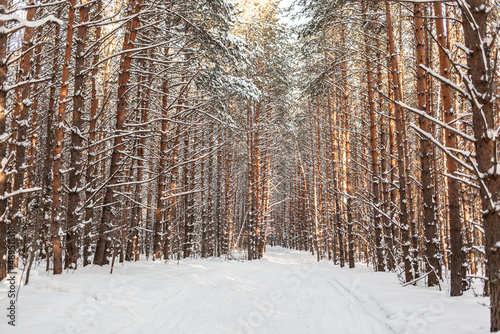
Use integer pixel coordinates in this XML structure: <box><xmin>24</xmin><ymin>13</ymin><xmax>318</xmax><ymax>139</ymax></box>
<box><xmin>460</xmin><ymin>0</ymin><xmax>500</xmax><ymax>330</ymax></box>
<box><xmin>154</xmin><ymin>74</ymin><xmax>170</xmax><ymax>260</ymax></box>
<box><xmin>11</xmin><ymin>4</ymin><xmax>37</xmax><ymax>249</ymax></box>
<box><xmin>434</xmin><ymin>1</ymin><xmax>463</xmax><ymax>295</ymax></box>
<box><xmin>385</xmin><ymin>0</ymin><xmax>412</xmax><ymax>283</ymax></box>
<box><xmin>83</xmin><ymin>0</ymin><xmax>103</xmax><ymax>267</ymax></box>
<box><xmin>66</xmin><ymin>0</ymin><xmax>91</xmax><ymax>270</ymax></box>
<box><xmin>52</xmin><ymin>0</ymin><xmax>77</xmax><ymax>275</ymax></box>
<box><xmin>362</xmin><ymin>0</ymin><xmax>384</xmax><ymax>271</ymax></box>
<box><xmin>414</xmin><ymin>3</ymin><xmax>439</xmax><ymax>287</ymax></box>
<box><xmin>94</xmin><ymin>0</ymin><xmax>143</xmax><ymax>266</ymax></box>
<box><xmin>0</xmin><ymin>0</ymin><xmax>9</xmax><ymax>280</ymax></box>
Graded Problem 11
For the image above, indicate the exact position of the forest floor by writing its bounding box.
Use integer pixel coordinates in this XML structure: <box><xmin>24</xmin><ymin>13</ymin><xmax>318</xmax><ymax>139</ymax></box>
<box><xmin>0</xmin><ymin>247</ymin><xmax>489</xmax><ymax>334</ymax></box>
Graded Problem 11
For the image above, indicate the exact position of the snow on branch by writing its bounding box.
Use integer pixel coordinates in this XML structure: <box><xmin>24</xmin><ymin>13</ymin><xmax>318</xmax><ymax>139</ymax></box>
<box><xmin>409</xmin><ymin>123</ymin><xmax>474</xmax><ymax>173</ymax></box>
<box><xmin>468</xmin><ymin>154</ymin><xmax>497</xmax><ymax>212</ymax></box>
<box><xmin>454</xmin><ymin>42</ymin><xmax>472</xmax><ymax>55</ymax></box>
<box><xmin>0</xmin><ymin>187</ymin><xmax>41</xmax><ymax>200</ymax></box>
<box><xmin>4</xmin><ymin>0</ymin><xmax>66</xmax><ymax>13</ymax></box>
<box><xmin>419</xmin><ymin>64</ymin><xmax>471</xmax><ymax>99</ymax></box>
<box><xmin>0</xmin><ymin>13</ymin><xmax>62</xmax><ymax>35</ymax></box>
<box><xmin>443</xmin><ymin>173</ymin><xmax>480</xmax><ymax>190</ymax></box>
<box><xmin>393</xmin><ymin>99</ymin><xmax>476</xmax><ymax>143</ymax></box>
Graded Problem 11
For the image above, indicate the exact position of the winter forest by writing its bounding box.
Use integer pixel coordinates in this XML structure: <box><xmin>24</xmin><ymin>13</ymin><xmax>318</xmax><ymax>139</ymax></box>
<box><xmin>0</xmin><ymin>0</ymin><xmax>499</xmax><ymax>332</ymax></box>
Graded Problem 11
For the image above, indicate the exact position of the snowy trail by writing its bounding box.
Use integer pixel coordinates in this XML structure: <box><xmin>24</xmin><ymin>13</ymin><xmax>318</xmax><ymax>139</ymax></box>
<box><xmin>0</xmin><ymin>247</ymin><xmax>489</xmax><ymax>334</ymax></box>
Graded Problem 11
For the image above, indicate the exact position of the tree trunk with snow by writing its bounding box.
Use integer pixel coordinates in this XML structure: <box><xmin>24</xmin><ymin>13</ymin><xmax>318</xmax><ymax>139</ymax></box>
<box><xmin>414</xmin><ymin>3</ymin><xmax>439</xmax><ymax>287</ymax></box>
<box><xmin>460</xmin><ymin>0</ymin><xmax>500</xmax><ymax>330</ymax></box>
<box><xmin>385</xmin><ymin>0</ymin><xmax>412</xmax><ymax>283</ymax></box>
<box><xmin>52</xmin><ymin>0</ymin><xmax>77</xmax><ymax>275</ymax></box>
<box><xmin>94</xmin><ymin>0</ymin><xmax>143</xmax><ymax>266</ymax></box>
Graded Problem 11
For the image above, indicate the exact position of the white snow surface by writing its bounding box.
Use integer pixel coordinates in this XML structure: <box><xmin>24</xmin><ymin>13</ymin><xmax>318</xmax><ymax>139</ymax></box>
<box><xmin>0</xmin><ymin>247</ymin><xmax>489</xmax><ymax>334</ymax></box>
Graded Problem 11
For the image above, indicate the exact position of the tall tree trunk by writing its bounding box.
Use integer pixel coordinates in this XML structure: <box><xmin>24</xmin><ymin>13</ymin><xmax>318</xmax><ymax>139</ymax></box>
<box><xmin>163</xmin><ymin>125</ymin><xmax>180</xmax><ymax>260</ymax></box>
<box><xmin>66</xmin><ymin>0</ymin><xmax>91</xmax><ymax>270</ymax></box>
<box><xmin>0</xmin><ymin>0</ymin><xmax>9</xmax><ymax>280</ymax></box>
<box><xmin>83</xmin><ymin>0</ymin><xmax>103</xmax><ymax>267</ymax></box>
<box><xmin>52</xmin><ymin>0</ymin><xmax>77</xmax><ymax>275</ymax></box>
<box><xmin>247</xmin><ymin>100</ymin><xmax>255</xmax><ymax>260</ymax></box>
<box><xmin>310</xmin><ymin>109</ymin><xmax>321</xmax><ymax>261</ymax></box>
<box><xmin>385</xmin><ymin>0</ymin><xmax>412</xmax><ymax>283</ymax></box>
<box><xmin>434</xmin><ymin>1</ymin><xmax>463</xmax><ymax>295</ymax></box>
<box><xmin>344</xmin><ymin>110</ymin><xmax>354</xmax><ymax>269</ymax></box>
<box><xmin>253</xmin><ymin>102</ymin><xmax>262</xmax><ymax>260</ymax></box>
<box><xmin>94</xmin><ymin>0</ymin><xmax>143</xmax><ymax>265</ymax></box>
<box><xmin>378</xmin><ymin>37</ymin><xmax>394</xmax><ymax>271</ymax></box>
<box><xmin>27</xmin><ymin>31</ymin><xmax>43</xmax><ymax>190</ymax></box>
<box><xmin>182</xmin><ymin>129</ymin><xmax>191</xmax><ymax>258</ymax></box>
<box><xmin>11</xmin><ymin>4</ymin><xmax>37</xmax><ymax>249</ymax></box>
<box><xmin>333</xmin><ymin>93</ymin><xmax>344</xmax><ymax>268</ymax></box>
<box><xmin>387</xmin><ymin>59</ymin><xmax>399</xmax><ymax>270</ymax></box>
<box><xmin>40</xmin><ymin>24</ymin><xmax>62</xmax><ymax>271</ymax></box>
<box><xmin>362</xmin><ymin>0</ymin><xmax>384</xmax><ymax>271</ymax></box>
<box><xmin>154</xmin><ymin>75</ymin><xmax>170</xmax><ymax>260</ymax></box>
<box><xmin>460</xmin><ymin>0</ymin><xmax>500</xmax><ymax>330</ymax></box>
<box><xmin>326</xmin><ymin>62</ymin><xmax>338</xmax><ymax>264</ymax></box>
<box><xmin>414</xmin><ymin>3</ymin><xmax>439</xmax><ymax>286</ymax></box>
<box><xmin>127</xmin><ymin>59</ymin><xmax>152</xmax><ymax>262</ymax></box>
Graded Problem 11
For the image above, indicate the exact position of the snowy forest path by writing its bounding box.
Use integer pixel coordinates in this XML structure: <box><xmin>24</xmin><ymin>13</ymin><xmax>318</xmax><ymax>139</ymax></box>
<box><xmin>0</xmin><ymin>247</ymin><xmax>488</xmax><ymax>334</ymax></box>
<box><xmin>110</xmin><ymin>246</ymin><xmax>396</xmax><ymax>334</ymax></box>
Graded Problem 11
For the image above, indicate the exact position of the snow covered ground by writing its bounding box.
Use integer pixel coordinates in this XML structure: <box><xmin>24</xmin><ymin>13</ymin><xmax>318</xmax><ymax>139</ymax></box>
<box><xmin>0</xmin><ymin>247</ymin><xmax>489</xmax><ymax>333</ymax></box>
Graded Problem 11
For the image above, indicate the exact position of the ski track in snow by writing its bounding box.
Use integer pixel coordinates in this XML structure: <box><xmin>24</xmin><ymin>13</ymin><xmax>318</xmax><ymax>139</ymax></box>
<box><xmin>0</xmin><ymin>247</ymin><xmax>490</xmax><ymax>334</ymax></box>
<box><xmin>326</xmin><ymin>279</ymin><xmax>396</xmax><ymax>334</ymax></box>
